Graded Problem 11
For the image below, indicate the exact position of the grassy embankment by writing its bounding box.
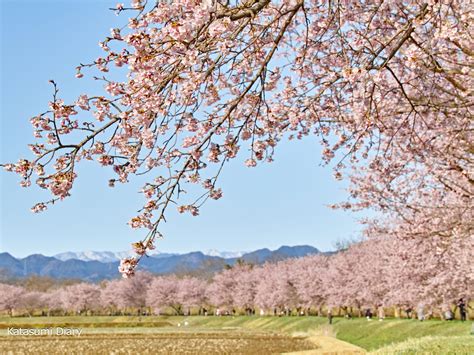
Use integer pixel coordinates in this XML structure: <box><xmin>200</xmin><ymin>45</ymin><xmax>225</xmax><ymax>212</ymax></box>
<box><xmin>0</xmin><ymin>315</ymin><xmax>472</xmax><ymax>353</ymax></box>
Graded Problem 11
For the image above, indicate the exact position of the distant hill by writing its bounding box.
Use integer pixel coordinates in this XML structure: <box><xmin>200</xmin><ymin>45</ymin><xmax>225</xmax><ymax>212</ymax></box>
<box><xmin>0</xmin><ymin>245</ymin><xmax>321</xmax><ymax>281</ymax></box>
<box><xmin>52</xmin><ymin>249</ymin><xmax>245</xmax><ymax>263</ymax></box>
<box><xmin>53</xmin><ymin>250</ymin><xmax>178</xmax><ymax>263</ymax></box>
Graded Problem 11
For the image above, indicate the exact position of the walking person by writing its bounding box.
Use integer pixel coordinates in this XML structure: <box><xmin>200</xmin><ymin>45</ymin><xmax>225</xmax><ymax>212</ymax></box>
<box><xmin>457</xmin><ymin>298</ymin><xmax>467</xmax><ymax>321</ymax></box>
<box><xmin>444</xmin><ymin>309</ymin><xmax>454</xmax><ymax>320</ymax></box>
<box><xmin>417</xmin><ymin>305</ymin><xmax>425</xmax><ymax>321</ymax></box>
<box><xmin>365</xmin><ymin>308</ymin><xmax>372</xmax><ymax>321</ymax></box>
<box><xmin>378</xmin><ymin>306</ymin><xmax>385</xmax><ymax>321</ymax></box>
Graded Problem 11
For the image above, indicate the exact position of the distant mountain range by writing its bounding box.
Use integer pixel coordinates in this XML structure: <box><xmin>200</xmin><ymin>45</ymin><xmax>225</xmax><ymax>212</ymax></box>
<box><xmin>52</xmin><ymin>249</ymin><xmax>245</xmax><ymax>263</ymax></box>
<box><xmin>53</xmin><ymin>250</ymin><xmax>178</xmax><ymax>263</ymax></box>
<box><xmin>0</xmin><ymin>245</ymin><xmax>321</xmax><ymax>282</ymax></box>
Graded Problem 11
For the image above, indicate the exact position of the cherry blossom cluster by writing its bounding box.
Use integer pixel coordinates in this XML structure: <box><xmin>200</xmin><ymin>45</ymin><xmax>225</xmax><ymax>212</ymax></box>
<box><xmin>1</xmin><ymin>0</ymin><xmax>472</xmax><ymax>276</ymax></box>
<box><xmin>118</xmin><ymin>257</ymin><xmax>139</xmax><ymax>278</ymax></box>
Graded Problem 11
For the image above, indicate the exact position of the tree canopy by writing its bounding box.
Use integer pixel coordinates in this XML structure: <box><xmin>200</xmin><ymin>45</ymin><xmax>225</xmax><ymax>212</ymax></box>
<box><xmin>2</xmin><ymin>0</ymin><xmax>472</xmax><ymax>277</ymax></box>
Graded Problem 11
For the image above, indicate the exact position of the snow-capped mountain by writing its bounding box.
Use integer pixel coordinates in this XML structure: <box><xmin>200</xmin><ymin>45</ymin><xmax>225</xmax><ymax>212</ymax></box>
<box><xmin>53</xmin><ymin>246</ymin><xmax>319</xmax><ymax>263</ymax></box>
<box><xmin>53</xmin><ymin>250</ymin><xmax>176</xmax><ymax>262</ymax></box>
<box><xmin>54</xmin><ymin>249</ymin><xmax>246</xmax><ymax>262</ymax></box>
<box><xmin>53</xmin><ymin>251</ymin><xmax>133</xmax><ymax>263</ymax></box>
<box><xmin>204</xmin><ymin>249</ymin><xmax>246</xmax><ymax>258</ymax></box>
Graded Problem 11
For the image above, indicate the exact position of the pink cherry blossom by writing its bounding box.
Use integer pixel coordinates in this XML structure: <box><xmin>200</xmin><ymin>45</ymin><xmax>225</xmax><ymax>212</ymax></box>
<box><xmin>1</xmin><ymin>0</ymin><xmax>471</xmax><ymax>275</ymax></box>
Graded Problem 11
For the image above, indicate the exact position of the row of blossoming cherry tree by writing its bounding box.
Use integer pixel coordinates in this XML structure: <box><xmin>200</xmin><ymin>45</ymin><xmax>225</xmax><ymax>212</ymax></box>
<box><xmin>1</xmin><ymin>232</ymin><xmax>471</xmax><ymax>318</ymax></box>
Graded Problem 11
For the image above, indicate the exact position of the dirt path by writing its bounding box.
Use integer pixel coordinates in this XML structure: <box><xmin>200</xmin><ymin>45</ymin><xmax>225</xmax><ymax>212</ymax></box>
<box><xmin>285</xmin><ymin>325</ymin><xmax>366</xmax><ymax>355</ymax></box>
<box><xmin>287</xmin><ymin>335</ymin><xmax>366</xmax><ymax>354</ymax></box>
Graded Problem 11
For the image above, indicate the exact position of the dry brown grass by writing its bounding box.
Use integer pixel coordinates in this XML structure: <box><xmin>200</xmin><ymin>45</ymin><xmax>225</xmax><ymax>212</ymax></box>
<box><xmin>0</xmin><ymin>331</ymin><xmax>316</xmax><ymax>354</ymax></box>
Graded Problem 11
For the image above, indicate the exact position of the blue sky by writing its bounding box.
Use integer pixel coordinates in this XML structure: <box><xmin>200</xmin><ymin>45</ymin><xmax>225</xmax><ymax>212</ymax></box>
<box><xmin>0</xmin><ymin>0</ymin><xmax>365</xmax><ymax>257</ymax></box>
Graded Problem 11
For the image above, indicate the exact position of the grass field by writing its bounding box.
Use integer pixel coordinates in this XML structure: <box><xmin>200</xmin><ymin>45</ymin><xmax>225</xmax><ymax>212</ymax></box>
<box><xmin>371</xmin><ymin>336</ymin><xmax>474</xmax><ymax>355</ymax></box>
<box><xmin>330</xmin><ymin>318</ymin><xmax>472</xmax><ymax>350</ymax></box>
<box><xmin>0</xmin><ymin>315</ymin><xmax>472</xmax><ymax>354</ymax></box>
